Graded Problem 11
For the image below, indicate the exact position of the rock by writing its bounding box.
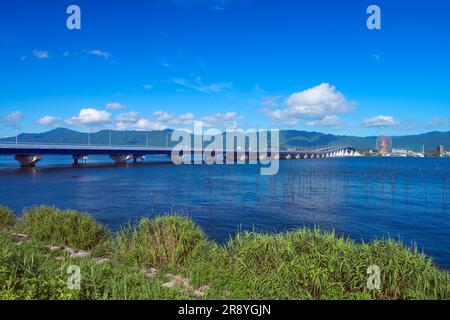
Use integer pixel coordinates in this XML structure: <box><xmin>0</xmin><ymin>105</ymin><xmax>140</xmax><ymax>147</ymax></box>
<box><xmin>70</xmin><ymin>250</ymin><xmax>90</xmax><ymax>258</ymax></box>
<box><xmin>162</xmin><ymin>275</ymin><xmax>193</xmax><ymax>291</ymax></box>
<box><xmin>162</xmin><ymin>281</ymin><xmax>175</xmax><ymax>288</ymax></box>
<box><xmin>144</xmin><ymin>268</ymin><xmax>158</xmax><ymax>278</ymax></box>
<box><xmin>45</xmin><ymin>245</ymin><xmax>61</xmax><ymax>251</ymax></box>
<box><xmin>11</xmin><ymin>233</ymin><xmax>30</xmax><ymax>243</ymax></box>
<box><xmin>54</xmin><ymin>256</ymin><xmax>65</xmax><ymax>261</ymax></box>
<box><xmin>192</xmin><ymin>285</ymin><xmax>211</xmax><ymax>297</ymax></box>
<box><xmin>63</xmin><ymin>247</ymin><xmax>77</xmax><ymax>254</ymax></box>
<box><xmin>94</xmin><ymin>257</ymin><xmax>110</xmax><ymax>265</ymax></box>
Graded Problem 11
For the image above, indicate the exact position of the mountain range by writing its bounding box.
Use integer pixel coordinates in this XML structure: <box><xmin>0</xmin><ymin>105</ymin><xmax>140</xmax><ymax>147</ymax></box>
<box><xmin>1</xmin><ymin>128</ymin><xmax>449</xmax><ymax>152</ymax></box>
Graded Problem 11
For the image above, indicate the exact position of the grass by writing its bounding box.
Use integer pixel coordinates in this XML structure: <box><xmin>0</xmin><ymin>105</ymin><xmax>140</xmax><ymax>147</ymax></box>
<box><xmin>0</xmin><ymin>205</ymin><xmax>449</xmax><ymax>300</ymax></box>
<box><xmin>16</xmin><ymin>206</ymin><xmax>109</xmax><ymax>250</ymax></box>
<box><xmin>0</xmin><ymin>206</ymin><xmax>15</xmax><ymax>230</ymax></box>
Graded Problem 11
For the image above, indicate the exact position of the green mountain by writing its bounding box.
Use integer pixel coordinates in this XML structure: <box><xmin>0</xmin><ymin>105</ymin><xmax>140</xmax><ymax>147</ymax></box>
<box><xmin>1</xmin><ymin>127</ymin><xmax>449</xmax><ymax>152</ymax></box>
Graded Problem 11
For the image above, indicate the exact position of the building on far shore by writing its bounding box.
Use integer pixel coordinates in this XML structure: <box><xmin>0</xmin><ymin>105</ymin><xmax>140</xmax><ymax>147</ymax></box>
<box><xmin>437</xmin><ymin>145</ymin><xmax>445</xmax><ymax>157</ymax></box>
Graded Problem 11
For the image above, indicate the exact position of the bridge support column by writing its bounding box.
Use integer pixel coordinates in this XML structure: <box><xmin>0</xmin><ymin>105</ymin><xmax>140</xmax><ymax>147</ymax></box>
<box><xmin>15</xmin><ymin>155</ymin><xmax>42</xmax><ymax>167</ymax></box>
<box><xmin>111</xmin><ymin>154</ymin><xmax>133</xmax><ymax>164</ymax></box>
<box><xmin>73</xmin><ymin>155</ymin><xmax>88</xmax><ymax>165</ymax></box>
<box><xmin>133</xmin><ymin>155</ymin><xmax>146</xmax><ymax>163</ymax></box>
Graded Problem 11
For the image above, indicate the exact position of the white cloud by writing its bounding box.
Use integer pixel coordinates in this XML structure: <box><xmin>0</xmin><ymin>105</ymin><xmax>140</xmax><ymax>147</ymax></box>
<box><xmin>429</xmin><ymin>117</ymin><xmax>450</xmax><ymax>127</ymax></box>
<box><xmin>170</xmin><ymin>77</ymin><xmax>233</xmax><ymax>93</ymax></box>
<box><xmin>37</xmin><ymin>116</ymin><xmax>61</xmax><ymax>126</ymax></box>
<box><xmin>262</xmin><ymin>83</ymin><xmax>356</xmax><ymax>125</ymax></box>
<box><xmin>114</xmin><ymin>110</ymin><xmax>241</xmax><ymax>131</ymax></box>
<box><xmin>115</xmin><ymin>111</ymin><xmax>167</xmax><ymax>131</ymax></box>
<box><xmin>142</xmin><ymin>84</ymin><xmax>154</xmax><ymax>90</ymax></box>
<box><xmin>105</xmin><ymin>102</ymin><xmax>127</xmax><ymax>110</ymax></box>
<box><xmin>363</xmin><ymin>115</ymin><xmax>399</xmax><ymax>128</ymax></box>
<box><xmin>83</xmin><ymin>50</ymin><xmax>111</xmax><ymax>60</ymax></box>
<box><xmin>200</xmin><ymin>112</ymin><xmax>240</xmax><ymax>129</ymax></box>
<box><xmin>261</xmin><ymin>96</ymin><xmax>281</xmax><ymax>108</ymax></box>
<box><xmin>4</xmin><ymin>111</ymin><xmax>23</xmax><ymax>123</ymax></box>
<box><xmin>116</xmin><ymin>111</ymin><xmax>140</xmax><ymax>123</ymax></box>
<box><xmin>33</xmin><ymin>50</ymin><xmax>49</xmax><ymax>59</ymax></box>
<box><xmin>305</xmin><ymin>115</ymin><xmax>343</xmax><ymax>127</ymax></box>
<box><xmin>154</xmin><ymin>110</ymin><xmax>195</xmax><ymax>126</ymax></box>
<box><xmin>66</xmin><ymin>108</ymin><xmax>112</xmax><ymax>126</ymax></box>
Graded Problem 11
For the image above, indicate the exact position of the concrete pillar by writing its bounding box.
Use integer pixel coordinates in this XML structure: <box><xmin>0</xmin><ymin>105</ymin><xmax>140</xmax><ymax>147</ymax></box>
<box><xmin>110</xmin><ymin>154</ymin><xmax>133</xmax><ymax>164</ymax></box>
<box><xmin>285</xmin><ymin>154</ymin><xmax>292</xmax><ymax>160</ymax></box>
<box><xmin>73</xmin><ymin>155</ymin><xmax>88</xmax><ymax>165</ymax></box>
<box><xmin>15</xmin><ymin>155</ymin><xmax>42</xmax><ymax>167</ymax></box>
<box><xmin>133</xmin><ymin>155</ymin><xmax>146</xmax><ymax>163</ymax></box>
<box><xmin>295</xmin><ymin>154</ymin><xmax>301</xmax><ymax>159</ymax></box>
<box><xmin>259</xmin><ymin>154</ymin><xmax>268</xmax><ymax>161</ymax></box>
<box><xmin>239</xmin><ymin>154</ymin><xmax>248</xmax><ymax>162</ymax></box>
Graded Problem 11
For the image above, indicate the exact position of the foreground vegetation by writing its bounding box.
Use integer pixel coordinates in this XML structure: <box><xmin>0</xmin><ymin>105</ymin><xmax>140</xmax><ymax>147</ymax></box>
<box><xmin>0</xmin><ymin>205</ymin><xmax>449</xmax><ymax>300</ymax></box>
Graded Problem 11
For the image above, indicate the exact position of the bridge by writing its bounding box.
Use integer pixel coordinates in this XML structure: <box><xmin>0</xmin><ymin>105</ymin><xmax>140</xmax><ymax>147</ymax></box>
<box><xmin>0</xmin><ymin>143</ymin><xmax>360</xmax><ymax>167</ymax></box>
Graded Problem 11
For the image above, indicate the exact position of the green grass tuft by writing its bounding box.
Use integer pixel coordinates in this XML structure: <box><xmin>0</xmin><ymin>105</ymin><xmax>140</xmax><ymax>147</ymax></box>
<box><xmin>115</xmin><ymin>215</ymin><xmax>206</xmax><ymax>270</ymax></box>
<box><xmin>16</xmin><ymin>206</ymin><xmax>109</xmax><ymax>250</ymax></box>
<box><xmin>0</xmin><ymin>206</ymin><xmax>15</xmax><ymax>230</ymax></box>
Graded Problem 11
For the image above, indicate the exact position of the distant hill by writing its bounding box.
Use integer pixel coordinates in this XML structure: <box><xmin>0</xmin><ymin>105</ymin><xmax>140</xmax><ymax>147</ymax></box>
<box><xmin>1</xmin><ymin>127</ymin><xmax>449</xmax><ymax>152</ymax></box>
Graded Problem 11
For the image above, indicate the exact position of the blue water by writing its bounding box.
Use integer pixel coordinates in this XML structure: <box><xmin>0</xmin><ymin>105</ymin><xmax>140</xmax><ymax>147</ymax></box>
<box><xmin>0</xmin><ymin>156</ymin><xmax>449</xmax><ymax>268</ymax></box>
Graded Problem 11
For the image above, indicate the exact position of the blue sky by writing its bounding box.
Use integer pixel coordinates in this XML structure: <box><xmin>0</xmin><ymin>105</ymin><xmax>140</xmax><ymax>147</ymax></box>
<box><xmin>0</xmin><ymin>0</ymin><xmax>449</xmax><ymax>137</ymax></box>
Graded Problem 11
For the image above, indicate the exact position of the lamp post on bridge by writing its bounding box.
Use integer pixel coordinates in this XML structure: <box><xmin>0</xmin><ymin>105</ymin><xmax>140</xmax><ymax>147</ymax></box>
<box><xmin>15</xmin><ymin>122</ymin><xmax>18</xmax><ymax>146</ymax></box>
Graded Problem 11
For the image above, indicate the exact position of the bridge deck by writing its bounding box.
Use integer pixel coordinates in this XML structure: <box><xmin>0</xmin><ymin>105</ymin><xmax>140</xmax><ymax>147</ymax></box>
<box><xmin>0</xmin><ymin>143</ymin><xmax>354</xmax><ymax>156</ymax></box>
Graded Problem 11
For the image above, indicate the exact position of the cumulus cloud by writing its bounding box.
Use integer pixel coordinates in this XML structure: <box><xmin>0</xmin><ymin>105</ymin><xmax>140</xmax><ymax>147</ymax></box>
<box><xmin>262</xmin><ymin>83</ymin><xmax>356</xmax><ymax>125</ymax></box>
<box><xmin>305</xmin><ymin>115</ymin><xmax>343</xmax><ymax>128</ymax></box>
<box><xmin>37</xmin><ymin>116</ymin><xmax>61</xmax><ymax>126</ymax></box>
<box><xmin>113</xmin><ymin>110</ymin><xmax>241</xmax><ymax>131</ymax></box>
<box><xmin>200</xmin><ymin>112</ymin><xmax>240</xmax><ymax>129</ymax></box>
<box><xmin>362</xmin><ymin>115</ymin><xmax>399</xmax><ymax>128</ymax></box>
<box><xmin>66</xmin><ymin>108</ymin><xmax>112</xmax><ymax>126</ymax></box>
<box><xmin>170</xmin><ymin>77</ymin><xmax>233</xmax><ymax>93</ymax></box>
<box><xmin>119</xmin><ymin>111</ymin><xmax>194</xmax><ymax>131</ymax></box>
<box><xmin>33</xmin><ymin>50</ymin><xmax>49</xmax><ymax>59</ymax></box>
<box><xmin>154</xmin><ymin>111</ymin><xmax>195</xmax><ymax>126</ymax></box>
<box><xmin>105</xmin><ymin>102</ymin><xmax>127</xmax><ymax>110</ymax></box>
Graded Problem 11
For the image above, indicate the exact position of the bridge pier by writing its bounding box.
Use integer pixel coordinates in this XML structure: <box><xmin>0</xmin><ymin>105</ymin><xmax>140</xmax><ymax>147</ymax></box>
<box><xmin>110</xmin><ymin>154</ymin><xmax>133</xmax><ymax>164</ymax></box>
<box><xmin>15</xmin><ymin>155</ymin><xmax>42</xmax><ymax>167</ymax></box>
<box><xmin>133</xmin><ymin>155</ymin><xmax>146</xmax><ymax>163</ymax></box>
<box><xmin>73</xmin><ymin>155</ymin><xmax>88</xmax><ymax>165</ymax></box>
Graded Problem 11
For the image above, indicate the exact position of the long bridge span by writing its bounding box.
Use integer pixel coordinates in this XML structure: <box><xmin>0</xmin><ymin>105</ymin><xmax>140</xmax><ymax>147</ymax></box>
<box><xmin>0</xmin><ymin>143</ymin><xmax>360</xmax><ymax>167</ymax></box>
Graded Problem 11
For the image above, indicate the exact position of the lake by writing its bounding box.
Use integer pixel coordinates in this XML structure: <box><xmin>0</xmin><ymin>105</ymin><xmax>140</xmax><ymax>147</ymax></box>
<box><xmin>0</xmin><ymin>156</ymin><xmax>449</xmax><ymax>269</ymax></box>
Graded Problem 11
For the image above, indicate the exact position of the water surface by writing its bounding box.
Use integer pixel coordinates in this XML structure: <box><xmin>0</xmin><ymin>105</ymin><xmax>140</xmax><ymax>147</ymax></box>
<box><xmin>0</xmin><ymin>156</ymin><xmax>449</xmax><ymax>268</ymax></box>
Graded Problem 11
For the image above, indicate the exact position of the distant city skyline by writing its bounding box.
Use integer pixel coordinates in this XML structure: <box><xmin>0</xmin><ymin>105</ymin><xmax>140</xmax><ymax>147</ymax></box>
<box><xmin>1</xmin><ymin>0</ymin><xmax>449</xmax><ymax>137</ymax></box>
